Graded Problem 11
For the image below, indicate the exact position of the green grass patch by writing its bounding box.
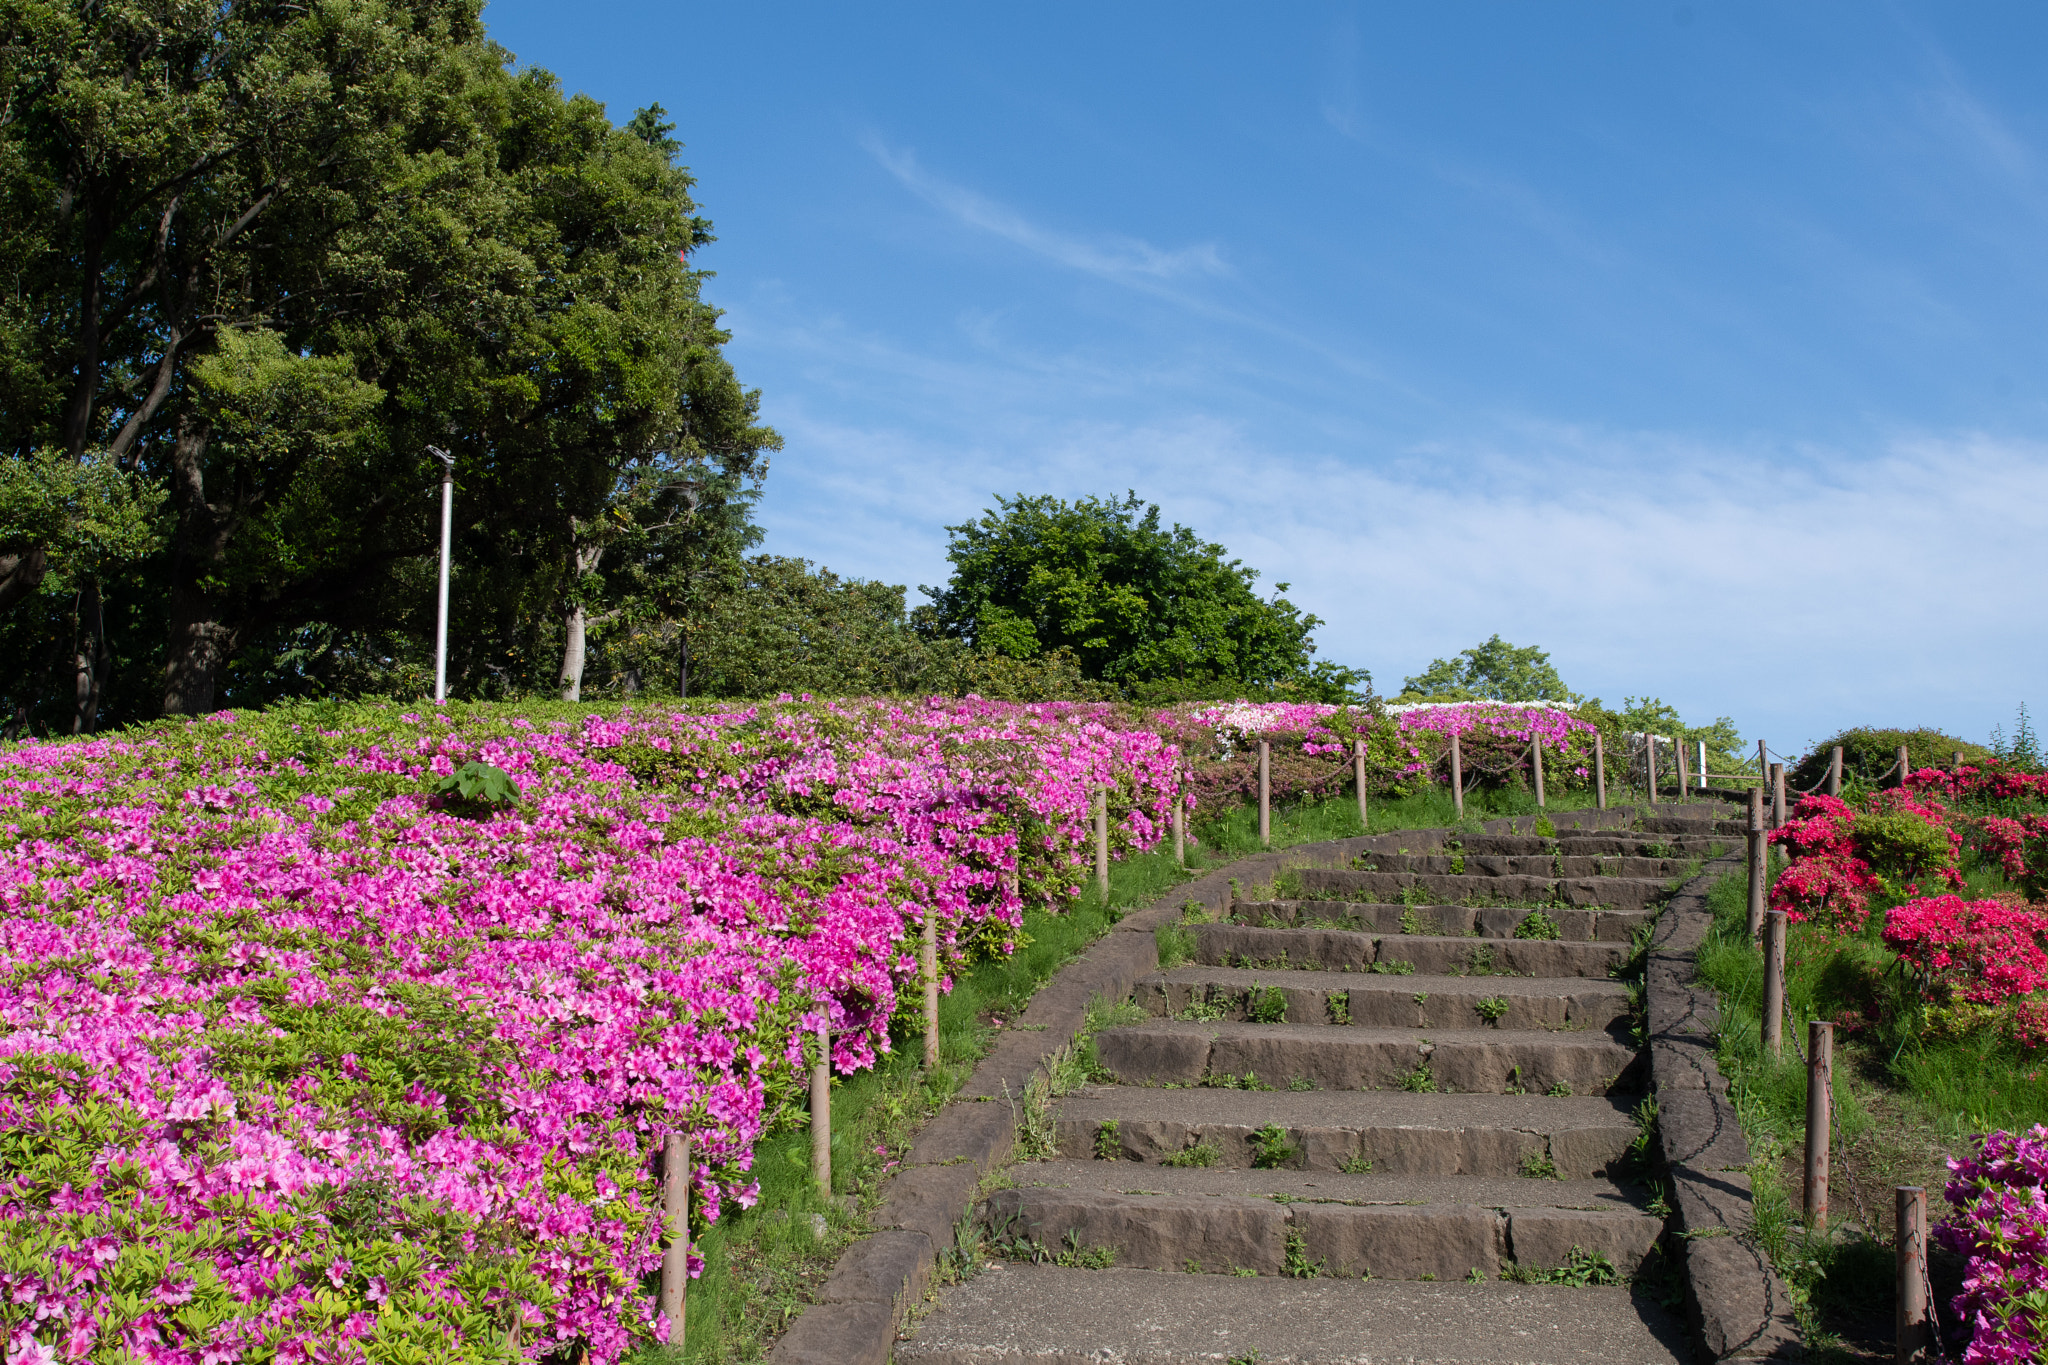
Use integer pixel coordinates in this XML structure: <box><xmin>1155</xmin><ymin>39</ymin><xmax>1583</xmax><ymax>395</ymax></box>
<box><xmin>1694</xmin><ymin>863</ymin><xmax>2048</xmax><ymax>1359</ymax></box>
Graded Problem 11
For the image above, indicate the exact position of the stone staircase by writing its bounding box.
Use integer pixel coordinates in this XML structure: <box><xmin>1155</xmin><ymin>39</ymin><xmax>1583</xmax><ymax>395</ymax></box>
<box><xmin>897</xmin><ymin>809</ymin><xmax>1738</xmax><ymax>1364</ymax></box>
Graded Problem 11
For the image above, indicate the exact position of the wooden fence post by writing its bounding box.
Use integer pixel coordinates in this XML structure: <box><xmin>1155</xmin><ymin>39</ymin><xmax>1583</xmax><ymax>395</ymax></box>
<box><xmin>1172</xmin><ymin>793</ymin><xmax>1185</xmax><ymax>867</ymax></box>
<box><xmin>1093</xmin><ymin>787</ymin><xmax>1110</xmax><ymax>901</ymax></box>
<box><xmin>1770</xmin><ymin>763</ymin><xmax>1786</xmax><ymax>827</ymax></box>
<box><xmin>1758</xmin><ymin>739</ymin><xmax>1769</xmax><ymax>791</ymax></box>
<box><xmin>1675</xmin><ymin>740</ymin><xmax>1690</xmax><ymax>798</ymax></box>
<box><xmin>1747</xmin><ymin>788</ymin><xmax>1767</xmax><ymax>939</ymax></box>
<box><xmin>1257</xmin><ymin>740</ymin><xmax>1271</xmax><ymax>848</ymax></box>
<box><xmin>1646</xmin><ymin>736</ymin><xmax>1659</xmax><ymax>805</ymax></box>
<box><xmin>1805</xmin><ymin>1020</ymin><xmax>1832</xmax><ymax>1228</ymax></box>
<box><xmin>922</xmin><ymin>912</ymin><xmax>940</xmax><ymax>1070</ymax></box>
<box><xmin>1952</xmin><ymin>750</ymin><xmax>1963</xmax><ymax>773</ymax></box>
<box><xmin>810</xmin><ymin>1026</ymin><xmax>832</xmax><ymax>1194</ymax></box>
<box><xmin>1762</xmin><ymin>911</ymin><xmax>1787</xmax><ymax>1056</ymax></box>
<box><xmin>1896</xmin><ymin>744</ymin><xmax>1911</xmax><ymax>788</ymax></box>
<box><xmin>1354</xmin><ymin>739</ymin><xmax>1368</xmax><ymax>832</ymax></box>
<box><xmin>1896</xmin><ymin>1186</ymin><xmax>1928</xmax><ymax>1364</ymax></box>
<box><xmin>1532</xmin><ymin>740</ymin><xmax>1545</xmax><ymax>808</ymax></box>
<box><xmin>1594</xmin><ymin>732</ymin><xmax>1607</xmax><ymax>809</ymax></box>
<box><xmin>658</xmin><ymin>1132</ymin><xmax>691</xmax><ymax>1345</ymax></box>
<box><xmin>1828</xmin><ymin>745</ymin><xmax>1843</xmax><ymax>798</ymax></box>
<box><xmin>1450</xmin><ymin>732</ymin><xmax>1465</xmax><ymax>820</ymax></box>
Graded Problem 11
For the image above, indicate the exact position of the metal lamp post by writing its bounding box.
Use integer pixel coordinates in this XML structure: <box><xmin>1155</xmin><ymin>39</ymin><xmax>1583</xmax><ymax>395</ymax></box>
<box><xmin>428</xmin><ymin>446</ymin><xmax>454</xmax><ymax>702</ymax></box>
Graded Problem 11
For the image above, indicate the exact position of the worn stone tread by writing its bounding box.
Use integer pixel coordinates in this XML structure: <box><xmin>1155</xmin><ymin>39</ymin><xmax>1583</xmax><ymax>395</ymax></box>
<box><xmin>896</xmin><ymin>1264</ymin><xmax>1690</xmax><ymax>1363</ymax></box>
<box><xmin>1007</xmin><ymin>1158</ymin><xmax>1649</xmax><ymax>1209</ymax></box>
<box><xmin>1229</xmin><ymin>900</ymin><xmax>1651</xmax><ymax>943</ymax></box>
<box><xmin>1138</xmin><ymin>966</ymin><xmax>1630</xmax><ymax>1030</ymax></box>
<box><xmin>1196</xmin><ymin>923</ymin><xmax>1632</xmax><ymax>977</ymax></box>
<box><xmin>1093</xmin><ymin>1020</ymin><xmax>1639</xmax><ymax>1094</ymax></box>
<box><xmin>1299</xmin><ymin>867</ymin><xmax>1673</xmax><ymax>914</ymax></box>
<box><xmin>1054</xmin><ymin>1086</ymin><xmax>1645</xmax><ymax>1178</ymax></box>
<box><xmin>1349</xmin><ymin>853</ymin><xmax>1700</xmax><ymax>879</ymax></box>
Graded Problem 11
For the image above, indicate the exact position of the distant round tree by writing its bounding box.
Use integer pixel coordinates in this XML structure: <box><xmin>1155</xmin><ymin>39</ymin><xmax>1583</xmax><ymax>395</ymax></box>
<box><xmin>1399</xmin><ymin>635</ymin><xmax>1578</xmax><ymax>704</ymax></box>
<box><xmin>918</xmin><ymin>493</ymin><xmax>1365</xmax><ymax>701</ymax></box>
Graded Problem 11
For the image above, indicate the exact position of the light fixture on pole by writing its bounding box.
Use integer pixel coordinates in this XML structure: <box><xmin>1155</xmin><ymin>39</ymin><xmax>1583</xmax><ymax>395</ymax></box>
<box><xmin>428</xmin><ymin>446</ymin><xmax>454</xmax><ymax>702</ymax></box>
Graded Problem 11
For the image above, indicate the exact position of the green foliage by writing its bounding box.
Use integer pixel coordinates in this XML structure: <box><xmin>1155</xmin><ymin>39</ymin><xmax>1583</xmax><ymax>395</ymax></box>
<box><xmin>1474</xmin><ymin>996</ymin><xmax>1510</xmax><ymax>1025</ymax></box>
<box><xmin>1249</xmin><ymin>1123</ymin><xmax>1297</xmax><ymax>1168</ymax></box>
<box><xmin>1500</xmin><ymin>1246</ymin><xmax>1620</xmax><ymax>1285</ymax></box>
<box><xmin>1283</xmin><ymin>1228</ymin><xmax>1325</xmax><ymax>1279</ymax></box>
<box><xmin>428</xmin><ymin>761</ymin><xmax>521</xmax><ymax>811</ymax></box>
<box><xmin>1245</xmin><ymin>984</ymin><xmax>1290</xmax><ymax>1024</ymax></box>
<box><xmin>1162</xmin><ymin>1140</ymin><xmax>1221</xmax><ymax>1168</ymax></box>
<box><xmin>919</xmin><ymin>492</ymin><xmax>1366</xmax><ymax>701</ymax></box>
<box><xmin>1789</xmin><ymin>726</ymin><xmax>1996</xmax><ymax>790</ymax></box>
<box><xmin>1399</xmin><ymin>1060</ymin><xmax>1437</xmax><ymax>1093</ymax></box>
<box><xmin>1093</xmin><ymin>1120</ymin><xmax>1122</xmax><ymax>1161</ymax></box>
<box><xmin>1513</xmin><ymin>909</ymin><xmax>1562</xmax><ymax>941</ymax></box>
<box><xmin>1518</xmin><ymin>1151</ymin><xmax>1561</xmax><ymax>1179</ymax></box>
<box><xmin>1399</xmin><ymin>635</ymin><xmax>1576</xmax><ymax>703</ymax></box>
<box><xmin>1853</xmin><ymin>807</ymin><xmax>1957</xmax><ymax>890</ymax></box>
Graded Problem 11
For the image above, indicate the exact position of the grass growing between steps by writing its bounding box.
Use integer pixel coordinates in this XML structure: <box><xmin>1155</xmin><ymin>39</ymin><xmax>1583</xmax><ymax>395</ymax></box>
<box><xmin>1694</xmin><ymin>868</ymin><xmax>2048</xmax><ymax>1362</ymax></box>
<box><xmin>646</xmin><ymin>835</ymin><xmax>1196</xmax><ymax>1361</ymax></box>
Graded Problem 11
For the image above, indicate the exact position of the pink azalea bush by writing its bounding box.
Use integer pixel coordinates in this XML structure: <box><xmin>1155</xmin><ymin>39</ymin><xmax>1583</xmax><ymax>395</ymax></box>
<box><xmin>1936</xmin><ymin>1126</ymin><xmax>2048</xmax><ymax>1364</ymax></box>
<box><xmin>0</xmin><ymin>696</ymin><xmax>1193</xmax><ymax>1363</ymax></box>
<box><xmin>1768</xmin><ymin>795</ymin><xmax>1879</xmax><ymax>930</ymax></box>
<box><xmin>1883</xmin><ymin>897</ymin><xmax>2048</xmax><ymax>1006</ymax></box>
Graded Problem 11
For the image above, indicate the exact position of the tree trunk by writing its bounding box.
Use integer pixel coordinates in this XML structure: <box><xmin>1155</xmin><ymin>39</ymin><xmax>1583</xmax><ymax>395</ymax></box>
<box><xmin>161</xmin><ymin>415</ymin><xmax>239</xmax><ymax>715</ymax></box>
<box><xmin>559</xmin><ymin>598</ymin><xmax>588</xmax><ymax>702</ymax></box>
<box><xmin>557</xmin><ymin>540</ymin><xmax>605</xmax><ymax>702</ymax></box>
<box><xmin>0</xmin><ymin>548</ymin><xmax>48</xmax><ymax>614</ymax></box>
<box><xmin>71</xmin><ymin>583</ymin><xmax>111</xmax><ymax>734</ymax></box>
<box><xmin>678</xmin><ymin>630</ymin><xmax>690</xmax><ymax>699</ymax></box>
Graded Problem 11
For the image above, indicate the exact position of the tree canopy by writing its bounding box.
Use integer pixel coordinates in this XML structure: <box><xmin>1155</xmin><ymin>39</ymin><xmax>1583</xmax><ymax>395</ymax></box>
<box><xmin>918</xmin><ymin>493</ymin><xmax>1365</xmax><ymax>702</ymax></box>
<box><xmin>0</xmin><ymin>3</ymin><xmax>776</xmax><ymax>729</ymax></box>
<box><xmin>1399</xmin><ymin>634</ymin><xmax>1577</xmax><ymax>703</ymax></box>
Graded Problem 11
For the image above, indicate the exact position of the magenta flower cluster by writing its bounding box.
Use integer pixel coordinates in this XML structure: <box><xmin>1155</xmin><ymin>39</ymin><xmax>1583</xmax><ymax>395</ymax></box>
<box><xmin>0</xmin><ymin>696</ymin><xmax>1188</xmax><ymax>1363</ymax></box>
<box><xmin>1936</xmin><ymin>1125</ymin><xmax>2048</xmax><ymax>1364</ymax></box>
<box><xmin>1389</xmin><ymin>703</ymin><xmax>1599</xmax><ymax>780</ymax></box>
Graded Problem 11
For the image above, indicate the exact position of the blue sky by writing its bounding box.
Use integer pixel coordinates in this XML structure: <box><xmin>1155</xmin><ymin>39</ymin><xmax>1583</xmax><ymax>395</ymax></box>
<box><xmin>481</xmin><ymin>1</ymin><xmax>2048</xmax><ymax>753</ymax></box>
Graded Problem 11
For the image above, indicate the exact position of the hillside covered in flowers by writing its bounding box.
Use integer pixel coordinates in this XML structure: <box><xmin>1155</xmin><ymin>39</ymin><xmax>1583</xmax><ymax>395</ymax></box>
<box><xmin>0</xmin><ymin>695</ymin><xmax>1595</xmax><ymax>1361</ymax></box>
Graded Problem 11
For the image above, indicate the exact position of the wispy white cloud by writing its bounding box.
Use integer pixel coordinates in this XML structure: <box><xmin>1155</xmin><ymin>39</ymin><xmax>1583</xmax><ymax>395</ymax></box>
<box><xmin>754</xmin><ymin>405</ymin><xmax>2048</xmax><ymax>751</ymax></box>
<box><xmin>862</xmin><ymin>136</ymin><xmax>1228</xmax><ymax>282</ymax></box>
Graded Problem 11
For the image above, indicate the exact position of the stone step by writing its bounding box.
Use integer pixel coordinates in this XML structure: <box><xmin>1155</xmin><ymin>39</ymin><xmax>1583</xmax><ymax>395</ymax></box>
<box><xmin>1230</xmin><ymin>899</ymin><xmax>1651</xmax><ymax>943</ymax></box>
<box><xmin>1196</xmin><ymin>922</ymin><xmax>1632</xmax><ymax>978</ymax></box>
<box><xmin>896</xmin><ymin>1264</ymin><xmax>1689</xmax><ymax>1364</ymax></box>
<box><xmin>984</xmin><ymin>1181</ymin><xmax>1666</xmax><ymax>1281</ymax></box>
<box><xmin>1301</xmin><ymin>867</ymin><xmax>1673</xmax><ymax>914</ymax></box>
<box><xmin>1456</xmin><ymin>832</ymin><xmax>1729</xmax><ymax>857</ymax></box>
<box><xmin>1138</xmin><ymin>965</ymin><xmax>1632</xmax><ymax>1031</ymax></box>
<box><xmin>1349</xmin><ymin>852</ymin><xmax>1698</xmax><ymax>879</ymax></box>
<box><xmin>1093</xmin><ymin>1021</ymin><xmax>1640</xmax><ymax>1095</ymax></box>
<box><xmin>1009</xmin><ymin>1157</ymin><xmax>1651</xmax><ymax>1211</ymax></box>
<box><xmin>1055</xmin><ymin>1086</ymin><xmax>1649</xmax><ymax>1179</ymax></box>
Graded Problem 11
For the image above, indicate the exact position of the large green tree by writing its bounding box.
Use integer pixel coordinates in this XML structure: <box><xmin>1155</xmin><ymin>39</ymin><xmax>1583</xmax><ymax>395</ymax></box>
<box><xmin>919</xmin><ymin>493</ymin><xmax>1364</xmax><ymax>701</ymax></box>
<box><xmin>1399</xmin><ymin>634</ymin><xmax>1578</xmax><ymax>703</ymax></box>
<box><xmin>0</xmin><ymin>2</ymin><xmax>776</xmax><ymax>724</ymax></box>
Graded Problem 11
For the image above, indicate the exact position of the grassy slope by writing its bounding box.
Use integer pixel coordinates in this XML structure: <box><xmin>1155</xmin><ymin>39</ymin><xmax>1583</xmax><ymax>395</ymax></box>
<box><xmin>662</xmin><ymin>783</ymin><xmax>1608</xmax><ymax>1362</ymax></box>
<box><xmin>1694</xmin><ymin>857</ymin><xmax>2048</xmax><ymax>1362</ymax></box>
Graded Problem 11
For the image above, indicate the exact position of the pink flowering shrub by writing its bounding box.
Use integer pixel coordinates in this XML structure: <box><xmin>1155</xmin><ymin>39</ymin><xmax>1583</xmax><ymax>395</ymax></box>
<box><xmin>1883</xmin><ymin>896</ymin><xmax>2048</xmax><ymax>1005</ymax></box>
<box><xmin>1909</xmin><ymin>763</ymin><xmax>2048</xmax><ymax>805</ymax></box>
<box><xmin>1768</xmin><ymin>796</ymin><xmax>1879</xmax><ymax>930</ymax></box>
<box><xmin>1391</xmin><ymin>703</ymin><xmax>1600</xmax><ymax>788</ymax></box>
<box><xmin>0</xmin><ymin>696</ymin><xmax>1190</xmax><ymax>1363</ymax></box>
<box><xmin>1936</xmin><ymin>1126</ymin><xmax>2048</xmax><ymax>1364</ymax></box>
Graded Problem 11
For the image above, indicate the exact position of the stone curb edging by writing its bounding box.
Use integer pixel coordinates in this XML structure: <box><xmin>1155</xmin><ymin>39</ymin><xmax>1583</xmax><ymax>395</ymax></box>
<box><xmin>768</xmin><ymin>801</ymin><xmax>1747</xmax><ymax>1365</ymax></box>
<box><xmin>1648</xmin><ymin>844</ymin><xmax>1804</xmax><ymax>1362</ymax></box>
